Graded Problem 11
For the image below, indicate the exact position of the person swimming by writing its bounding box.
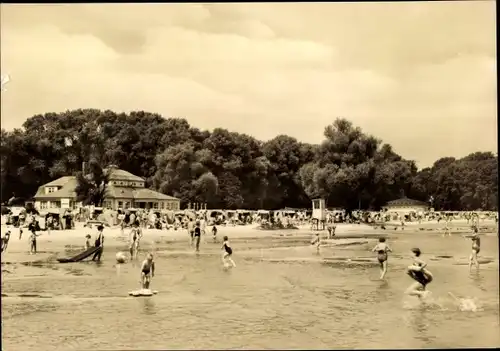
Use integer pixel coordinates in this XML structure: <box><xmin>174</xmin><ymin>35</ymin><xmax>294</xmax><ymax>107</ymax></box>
<box><xmin>140</xmin><ymin>253</ymin><xmax>155</xmax><ymax>289</ymax></box>
<box><xmin>406</xmin><ymin>248</ymin><xmax>433</xmax><ymax>299</ymax></box>
<box><xmin>464</xmin><ymin>227</ymin><xmax>481</xmax><ymax>272</ymax></box>
<box><xmin>221</xmin><ymin>236</ymin><xmax>236</xmax><ymax>268</ymax></box>
<box><xmin>371</xmin><ymin>237</ymin><xmax>392</xmax><ymax>280</ymax></box>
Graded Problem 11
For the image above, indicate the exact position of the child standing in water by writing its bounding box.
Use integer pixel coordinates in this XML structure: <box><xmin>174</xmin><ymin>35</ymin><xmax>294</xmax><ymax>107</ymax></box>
<box><xmin>140</xmin><ymin>253</ymin><xmax>155</xmax><ymax>289</ymax></box>
<box><xmin>311</xmin><ymin>232</ymin><xmax>321</xmax><ymax>253</ymax></box>
<box><xmin>372</xmin><ymin>237</ymin><xmax>392</xmax><ymax>280</ymax></box>
<box><xmin>85</xmin><ymin>234</ymin><xmax>92</xmax><ymax>249</ymax></box>
<box><xmin>212</xmin><ymin>225</ymin><xmax>218</xmax><ymax>242</ymax></box>
<box><xmin>222</xmin><ymin>236</ymin><xmax>236</xmax><ymax>268</ymax></box>
<box><xmin>464</xmin><ymin>226</ymin><xmax>481</xmax><ymax>272</ymax></box>
<box><xmin>406</xmin><ymin>248</ymin><xmax>433</xmax><ymax>299</ymax></box>
<box><xmin>29</xmin><ymin>228</ymin><xmax>41</xmax><ymax>255</ymax></box>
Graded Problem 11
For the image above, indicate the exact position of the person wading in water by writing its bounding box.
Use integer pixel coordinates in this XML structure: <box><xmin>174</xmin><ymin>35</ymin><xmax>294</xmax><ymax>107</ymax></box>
<box><xmin>372</xmin><ymin>237</ymin><xmax>392</xmax><ymax>280</ymax></box>
<box><xmin>463</xmin><ymin>226</ymin><xmax>481</xmax><ymax>272</ymax></box>
<box><xmin>406</xmin><ymin>248</ymin><xmax>433</xmax><ymax>299</ymax></box>
<box><xmin>92</xmin><ymin>225</ymin><xmax>104</xmax><ymax>261</ymax></box>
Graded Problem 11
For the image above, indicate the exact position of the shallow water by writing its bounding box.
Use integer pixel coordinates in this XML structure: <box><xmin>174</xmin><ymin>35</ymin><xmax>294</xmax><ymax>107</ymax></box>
<box><xmin>2</xmin><ymin>232</ymin><xmax>499</xmax><ymax>350</ymax></box>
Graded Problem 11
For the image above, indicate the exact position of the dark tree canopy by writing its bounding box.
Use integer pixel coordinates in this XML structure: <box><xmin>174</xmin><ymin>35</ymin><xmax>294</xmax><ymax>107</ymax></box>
<box><xmin>75</xmin><ymin>160</ymin><xmax>110</xmax><ymax>207</ymax></box>
<box><xmin>1</xmin><ymin>109</ymin><xmax>497</xmax><ymax>211</ymax></box>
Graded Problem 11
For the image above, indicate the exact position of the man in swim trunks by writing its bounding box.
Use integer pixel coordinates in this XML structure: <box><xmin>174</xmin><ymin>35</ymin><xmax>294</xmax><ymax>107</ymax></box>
<box><xmin>464</xmin><ymin>227</ymin><xmax>481</xmax><ymax>272</ymax></box>
<box><xmin>140</xmin><ymin>253</ymin><xmax>155</xmax><ymax>289</ymax></box>
<box><xmin>129</xmin><ymin>221</ymin><xmax>141</xmax><ymax>260</ymax></box>
<box><xmin>193</xmin><ymin>220</ymin><xmax>201</xmax><ymax>252</ymax></box>
<box><xmin>372</xmin><ymin>237</ymin><xmax>392</xmax><ymax>280</ymax></box>
<box><xmin>92</xmin><ymin>225</ymin><xmax>104</xmax><ymax>261</ymax></box>
<box><xmin>406</xmin><ymin>248</ymin><xmax>433</xmax><ymax>299</ymax></box>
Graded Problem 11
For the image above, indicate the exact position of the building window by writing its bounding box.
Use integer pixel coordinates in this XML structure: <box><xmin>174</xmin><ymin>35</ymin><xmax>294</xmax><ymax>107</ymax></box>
<box><xmin>125</xmin><ymin>202</ymin><xmax>130</xmax><ymax>209</ymax></box>
<box><xmin>118</xmin><ymin>201</ymin><xmax>123</xmax><ymax>209</ymax></box>
<box><xmin>49</xmin><ymin>201</ymin><xmax>61</xmax><ymax>209</ymax></box>
<box><xmin>153</xmin><ymin>202</ymin><xmax>159</xmax><ymax>209</ymax></box>
<box><xmin>40</xmin><ymin>201</ymin><xmax>47</xmax><ymax>209</ymax></box>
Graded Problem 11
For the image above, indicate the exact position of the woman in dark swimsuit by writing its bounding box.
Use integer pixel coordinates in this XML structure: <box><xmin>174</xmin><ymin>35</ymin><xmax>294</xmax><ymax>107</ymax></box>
<box><xmin>372</xmin><ymin>238</ymin><xmax>392</xmax><ymax>280</ymax></box>
<box><xmin>221</xmin><ymin>236</ymin><xmax>236</xmax><ymax>268</ymax></box>
<box><xmin>464</xmin><ymin>227</ymin><xmax>481</xmax><ymax>272</ymax></box>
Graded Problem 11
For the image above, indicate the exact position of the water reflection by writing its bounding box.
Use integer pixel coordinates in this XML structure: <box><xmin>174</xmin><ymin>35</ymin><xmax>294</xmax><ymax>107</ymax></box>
<box><xmin>407</xmin><ymin>308</ymin><xmax>435</xmax><ymax>344</ymax></box>
<box><xmin>141</xmin><ymin>298</ymin><xmax>156</xmax><ymax>315</ymax></box>
<box><xmin>470</xmin><ymin>271</ymin><xmax>487</xmax><ymax>292</ymax></box>
<box><xmin>2</xmin><ymin>233</ymin><xmax>498</xmax><ymax>350</ymax></box>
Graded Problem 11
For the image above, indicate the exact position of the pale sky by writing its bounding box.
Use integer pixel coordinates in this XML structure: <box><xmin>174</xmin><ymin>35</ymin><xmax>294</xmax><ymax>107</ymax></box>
<box><xmin>0</xmin><ymin>2</ymin><xmax>497</xmax><ymax>168</ymax></box>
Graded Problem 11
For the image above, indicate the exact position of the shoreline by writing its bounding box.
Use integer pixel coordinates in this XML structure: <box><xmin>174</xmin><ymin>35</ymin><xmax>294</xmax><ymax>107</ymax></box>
<box><xmin>1</xmin><ymin>220</ymin><xmax>496</xmax><ymax>265</ymax></box>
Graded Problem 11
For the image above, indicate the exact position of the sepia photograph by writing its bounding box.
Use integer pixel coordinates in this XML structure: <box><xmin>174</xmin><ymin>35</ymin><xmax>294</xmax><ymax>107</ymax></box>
<box><xmin>1</xmin><ymin>2</ymin><xmax>498</xmax><ymax>350</ymax></box>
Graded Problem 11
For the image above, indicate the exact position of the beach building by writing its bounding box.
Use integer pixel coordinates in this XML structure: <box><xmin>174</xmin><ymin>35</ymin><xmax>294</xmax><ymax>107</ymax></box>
<box><xmin>382</xmin><ymin>197</ymin><xmax>429</xmax><ymax>214</ymax></box>
<box><xmin>33</xmin><ymin>168</ymin><xmax>180</xmax><ymax>211</ymax></box>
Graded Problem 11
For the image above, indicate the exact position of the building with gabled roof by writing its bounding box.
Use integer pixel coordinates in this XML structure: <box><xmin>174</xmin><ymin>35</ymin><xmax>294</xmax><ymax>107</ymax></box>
<box><xmin>33</xmin><ymin>168</ymin><xmax>180</xmax><ymax>211</ymax></box>
<box><xmin>382</xmin><ymin>197</ymin><xmax>429</xmax><ymax>214</ymax></box>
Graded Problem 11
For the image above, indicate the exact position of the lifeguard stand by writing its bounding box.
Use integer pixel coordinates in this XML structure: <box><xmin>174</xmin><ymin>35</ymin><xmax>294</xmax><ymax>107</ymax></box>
<box><xmin>311</xmin><ymin>198</ymin><xmax>326</xmax><ymax>230</ymax></box>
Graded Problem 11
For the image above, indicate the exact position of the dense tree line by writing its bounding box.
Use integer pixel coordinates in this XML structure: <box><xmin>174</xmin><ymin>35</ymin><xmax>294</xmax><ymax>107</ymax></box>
<box><xmin>1</xmin><ymin>109</ymin><xmax>497</xmax><ymax>211</ymax></box>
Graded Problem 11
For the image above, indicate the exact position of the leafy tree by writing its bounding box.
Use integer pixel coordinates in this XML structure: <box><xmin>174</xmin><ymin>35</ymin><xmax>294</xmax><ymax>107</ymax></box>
<box><xmin>1</xmin><ymin>109</ymin><xmax>497</xmax><ymax>211</ymax></box>
<box><xmin>298</xmin><ymin>118</ymin><xmax>417</xmax><ymax>211</ymax></box>
<box><xmin>75</xmin><ymin>160</ymin><xmax>110</xmax><ymax>206</ymax></box>
<box><xmin>262</xmin><ymin>135</ymin><xmax>314</xmax><ymax>209</ymax></box>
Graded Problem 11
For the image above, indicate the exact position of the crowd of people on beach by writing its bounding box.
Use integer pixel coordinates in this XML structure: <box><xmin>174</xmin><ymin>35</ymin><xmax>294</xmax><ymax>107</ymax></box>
<box><xmin>3</xmin><ymin>204</ymin><xmax>497</xmax><ymax>233</ymax></box>
<box><xmin>0</xmin><ymin>203</ymin><xmax>495</xmax><ymax>300</ymax></box>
